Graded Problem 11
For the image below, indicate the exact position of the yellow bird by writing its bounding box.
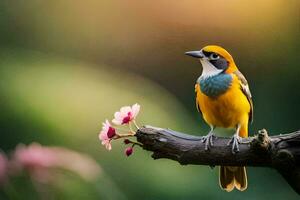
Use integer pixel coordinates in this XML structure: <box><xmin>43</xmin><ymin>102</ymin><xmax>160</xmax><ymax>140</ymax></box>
<box><xmin>185</xmin><ymin>45</ymin><xmax>253</xmax><ymax>192</ymax></box>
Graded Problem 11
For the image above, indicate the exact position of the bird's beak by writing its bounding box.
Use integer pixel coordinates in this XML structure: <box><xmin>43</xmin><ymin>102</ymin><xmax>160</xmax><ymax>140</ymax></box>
<box><xmin>185</xmin><ymin>50</ymin><xmax>204</xmax><ymax>58</ymax></box>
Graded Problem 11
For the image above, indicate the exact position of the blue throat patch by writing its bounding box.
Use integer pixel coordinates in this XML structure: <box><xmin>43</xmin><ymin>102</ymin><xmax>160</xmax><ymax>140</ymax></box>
<box><xmin>197</xmin><ymin>73</ymin><xmax>232</xmax><ymax>97</ymax></box>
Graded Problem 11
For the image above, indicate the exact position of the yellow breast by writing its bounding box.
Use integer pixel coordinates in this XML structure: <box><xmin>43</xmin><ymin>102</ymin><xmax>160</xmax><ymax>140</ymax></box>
<box><xmin>195</xmin><ymin>74</ymin><xmax>250</xmax><ymax>128</ymax></box>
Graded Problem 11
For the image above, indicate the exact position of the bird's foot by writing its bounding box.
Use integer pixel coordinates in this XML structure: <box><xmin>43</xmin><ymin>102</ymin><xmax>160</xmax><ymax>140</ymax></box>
<box><xmin>201</xmin><ymin>132</ymin><xmax>215</xmax><ymax>151</ymax></box>
<box><xmin>227</xmin><ymin>134</ymin><xmax>241</xmax><ymax>154</ymax></box>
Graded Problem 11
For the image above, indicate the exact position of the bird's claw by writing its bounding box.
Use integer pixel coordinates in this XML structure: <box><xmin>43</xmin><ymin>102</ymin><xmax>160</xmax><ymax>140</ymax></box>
<box><xmin>227</xmin><ymin>134</ymin><xmax>241</xmax><ymax>154</ymax></box>
<box><xmin>201</xmin><ymin>133</ymin><xmax>214</xmax><ymax>151</ymax></box>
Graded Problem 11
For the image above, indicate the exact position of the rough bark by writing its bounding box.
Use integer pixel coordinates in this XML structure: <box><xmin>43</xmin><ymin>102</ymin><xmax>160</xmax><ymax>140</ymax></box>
<box><xmin>136</xmin><ymin>126</ymin><xmax>300</xmax><ymax>194</ymax></box>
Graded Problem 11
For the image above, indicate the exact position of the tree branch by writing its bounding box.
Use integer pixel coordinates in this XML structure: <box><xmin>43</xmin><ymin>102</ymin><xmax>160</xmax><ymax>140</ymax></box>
<box><xmin>135</xmin><ymin>126</ymin><xmax>300</xmax><ymax>194</ymax></box>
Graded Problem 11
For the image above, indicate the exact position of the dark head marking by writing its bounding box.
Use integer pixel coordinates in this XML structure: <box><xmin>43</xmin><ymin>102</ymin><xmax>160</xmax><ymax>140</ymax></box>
<box><xmin>201</xmin><ymin>50</ymin><xmax>229</xmax><ymax>70</ymax></box>
<box><xmin>209</xmin><ymin>58</ymin><xmax>229</xmax><ymax>70</ymax></box>
<box><xmin>202</xmin><ymin>50</ymin><xmax>211</xmax><ymax>57</ymax></box>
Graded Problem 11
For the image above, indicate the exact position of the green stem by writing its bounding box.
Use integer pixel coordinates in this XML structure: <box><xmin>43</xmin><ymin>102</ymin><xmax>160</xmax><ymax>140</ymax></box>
<box><xmin>115</xmin><ymin>127</ymin><xmax>131</xmax><ymax>133</ymax></box>
<box><xmin>133</xmin><ymin>120</ymin><xmax>140</xmax><ymax>130</ymax></box>
<box><xmin>129</xmin><ymin>123</ymin><xmax>135</xmax><ymax>134</ymax></box>
<box><xmin>116</xmin><ymin>133</ymin><xmax>135</xmax><ymax>138</ymax></box>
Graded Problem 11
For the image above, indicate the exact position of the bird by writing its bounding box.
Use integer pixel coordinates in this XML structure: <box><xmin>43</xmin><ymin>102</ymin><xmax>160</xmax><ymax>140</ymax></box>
<box><xmin>185</xmin><ymin>45</ymin><xmax>253</xmax><ymax>192</ymax></box>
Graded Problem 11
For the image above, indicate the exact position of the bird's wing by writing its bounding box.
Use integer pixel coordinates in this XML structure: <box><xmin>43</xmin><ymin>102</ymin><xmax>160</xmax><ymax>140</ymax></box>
<box><xmin>194</xmin><ymin>83</ymin><xmax>203</xmax><ymax>116</ymax></box>
<box><xmin>234</xmin><ymin>70</ymin><xmax>253</xmax><ymax>123</ymax></box>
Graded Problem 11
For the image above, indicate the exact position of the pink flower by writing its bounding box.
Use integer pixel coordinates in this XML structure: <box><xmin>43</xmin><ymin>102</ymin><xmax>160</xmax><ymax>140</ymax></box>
<box><xmin>125</xmin><ymin>147</ymin><xmax>133</xmax><ymax>157</ymax></box>
<box><xmin>112</xmin><ymin>103</ymin><xmax>140</xmax><ymax>125</ymax></box>
<box><xmin>13</xmin><ymin>143</ymin><xmax>57</xmax><ymax>169</ymax></box>
<box><xmin>99</xmin><ymin>120</ymin><xmax>115</xmax><ymax>150</ymax></box>
<box><xmin>11</xmin><ymin>143</ymin><xmax>101</xmax><ymax>183</ymax></box>
<box><xmin>0</xmin><ymin>152</ymin><xmax>8</xmax><ymax>185</ymax></box>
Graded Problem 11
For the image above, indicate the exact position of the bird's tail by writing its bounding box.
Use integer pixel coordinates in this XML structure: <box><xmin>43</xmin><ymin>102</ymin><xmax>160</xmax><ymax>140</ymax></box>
<box><xmin>219</xmin><ymin>166</ymin><xmax>247</xmax><ymax>192</ymax></box>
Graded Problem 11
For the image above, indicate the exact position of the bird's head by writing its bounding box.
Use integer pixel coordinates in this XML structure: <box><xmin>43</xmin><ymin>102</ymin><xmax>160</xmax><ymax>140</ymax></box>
<box><xmin>185</xmin><ymin>45</ymin><xmax>237</xmax><ymax>78</ymax></box>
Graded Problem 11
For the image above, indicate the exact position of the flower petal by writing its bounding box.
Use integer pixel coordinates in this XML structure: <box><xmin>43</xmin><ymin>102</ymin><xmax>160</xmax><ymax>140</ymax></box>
<box><xmin>112</xmin><ymin>118</ymin><xmax>122</xmax><ymax>125</ymax></box>
<box><xmin>105</xmin><ymin>141</ymin><xmax>112</xmax><ymax>151</ymax></box>
<box><xmin>114</xmin><ymin>111</ymin><xmax>122</xmax><ymax>121</ymax></box>
<box><xmin>120</xmin><ymin>106</ymin><xmax>131</xmax><ymax>116</ymax></box>
<box><xmin>99</xmin><ymin>133</ymin><xmax>108</xmax><ymax>141</ymax></box>
<box><xmin>99</xmin><ymin>120</ymin><xmax>111</xmax><ymax>141</ymax></box>
<box><xmin>131</xmin><ymin>103</ymin><xmax>140</xmax><ymax>118</ymax></box>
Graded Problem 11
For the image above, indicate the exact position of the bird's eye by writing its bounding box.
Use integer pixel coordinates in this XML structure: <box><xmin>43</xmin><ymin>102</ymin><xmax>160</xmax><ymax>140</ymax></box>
<box><xmin>210</xmin><ymin>53</ymin><xmax>219</xmax><ymax>60</ymax></box>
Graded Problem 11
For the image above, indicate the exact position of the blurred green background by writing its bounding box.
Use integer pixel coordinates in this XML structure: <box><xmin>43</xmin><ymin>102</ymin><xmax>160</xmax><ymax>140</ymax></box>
<box><xmin>0</xmin><ymin>0</ymin><xmax>299</xmax><ymax>199</ymax></box>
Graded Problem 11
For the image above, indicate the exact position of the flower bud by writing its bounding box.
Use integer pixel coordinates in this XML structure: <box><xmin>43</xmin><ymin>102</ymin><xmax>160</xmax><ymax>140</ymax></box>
<box><xmin>125</xmin><ymin>147</ymin><xmax>133</xmax><ymax>157</ymax></box>
<box><xmin>124</xmin><ymin>139</ymin><xmax>131</xmax><ymax>144</ymax></box>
